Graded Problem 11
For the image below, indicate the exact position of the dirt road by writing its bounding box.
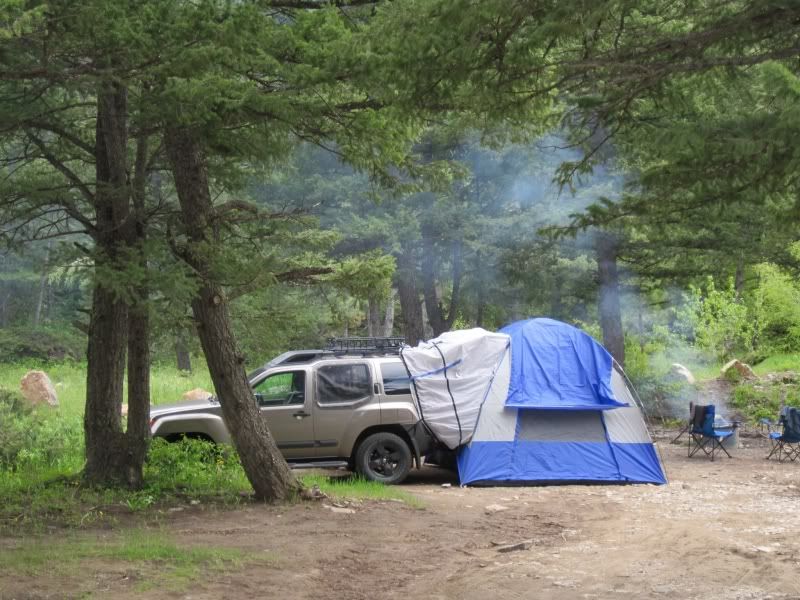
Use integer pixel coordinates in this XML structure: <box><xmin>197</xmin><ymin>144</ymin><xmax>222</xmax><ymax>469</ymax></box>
<box><xmin>2</xmin><ymin>434</ymin><xmax>800</xmax><ymax>599</ymax></box>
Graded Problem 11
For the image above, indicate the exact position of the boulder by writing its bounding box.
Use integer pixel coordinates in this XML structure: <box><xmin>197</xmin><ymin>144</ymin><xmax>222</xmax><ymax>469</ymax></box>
<box><xmin>669</xmin><ymin>363</ymin><xmax>696</xmax><ymax>385</ymax></box>
<box><xmin>19</xmin><ymin>370</ymin><xmax>58</xmax><ymax>407</ymax></box>
<box><xmin>721</xmin><ymin>359</ymin><xmax>757</xmax><ymax>380</ymax></box>
<box><xmin>182</xmin><ymin>388</ymin><xmax>213</xmax><ymax>401</ymax></box>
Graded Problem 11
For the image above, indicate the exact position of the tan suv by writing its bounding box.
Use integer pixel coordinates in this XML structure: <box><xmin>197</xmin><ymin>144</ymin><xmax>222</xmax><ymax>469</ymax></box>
<box><xmin>149</xmin><ymin>340</ymin><xmax>439</xmax><ymax>483</ymax></box>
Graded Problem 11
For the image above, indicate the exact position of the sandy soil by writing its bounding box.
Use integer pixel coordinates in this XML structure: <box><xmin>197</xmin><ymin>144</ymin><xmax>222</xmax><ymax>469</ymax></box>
<box><xmin>2</xmin><ymin>432</ymin><xmax>800</xmax><ymax>600</ymax></box>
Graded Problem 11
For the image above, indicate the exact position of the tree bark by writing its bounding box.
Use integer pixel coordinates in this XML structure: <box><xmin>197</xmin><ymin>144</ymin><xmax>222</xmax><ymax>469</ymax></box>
<box><xmin>33</xmin><ymin>241</ymin><xmax>51</xmax><ymax>327</ymax></box>
<box><xmin>83</xmin><ymin>282</ymin><xmax>131</xmax><ymax>485</ymax></box>
<box><xmin>420</xmin><ymin>227</ymin><xmax>462</xmax><ymax>336</ymax></box>
<box><xmin>396</xmin><ymin>246</ymin><xmax>425</xmax><ymax>345</ymax></box>
<box><xmin>175</xmin><ymin>328</ymin><xmax>192</xmax><ymax>372</ymax></box>
<box><xmin>122</xmin><ymin>131</ymin><xmax>153</xmax><ymax>489</ymax></box>
<box><xmin>382</xmin><ymin>288</ymin><xmax>396</xmax><ymax>336</ymax></box>
<box><xmin>474</xmin><ymin>251</ymin><xmax>485</xmax><ymax>327</ymax></box>
<box><xmin>596</xmin><ymin>233</ymin><xmax>625</xmax><ymax>367</ymax></box>
<box><xmin>164</xmin><ymin>126</ymin><xmax>298</xmax><ymax>502</ymax></box>
<box><xmin>367</xmin><ymin>296</ymin><xmax>382</xmax><ymax>337</ymax></box>
<box><xmin>83</xmin><ymin>81</ymin><xmax>142</xmax><ymax>487</ymax></box>
<box><xmin>124</xmin><ymin>303</ymin><xmax>149</xmax><ymax>488</ymax></box>
<box><xmin>420</xmin><ymin>225</ymin><xmax>446</xmax><ymax>336</ymax></box>
<box><xmin>734</xmin><ymin>252</ymin><xmax>745</xmax><ymax>299</ymax></box>
<box><xmin>444</xmin><ymin>237</ymin><xmax>462</xmax><ymax>330</ymax></box>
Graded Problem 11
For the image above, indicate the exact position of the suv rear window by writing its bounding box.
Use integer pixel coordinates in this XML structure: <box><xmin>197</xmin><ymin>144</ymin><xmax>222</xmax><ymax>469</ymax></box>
<box><xmin>317</xmin><ymin>364</ymin><xmax>371</xmax><ymax>404</ymax></box>
<box><xmin>380</xmin><ymin>362</ymin><xmax>411</xmax><ymax>396</ymax></box>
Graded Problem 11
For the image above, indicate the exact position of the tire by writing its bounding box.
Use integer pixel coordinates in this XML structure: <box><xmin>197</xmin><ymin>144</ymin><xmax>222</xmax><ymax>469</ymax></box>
<box><xmin>354</xmin><ymin>432</ymin><xmax>412</xmax><ymax>484</ymax></box>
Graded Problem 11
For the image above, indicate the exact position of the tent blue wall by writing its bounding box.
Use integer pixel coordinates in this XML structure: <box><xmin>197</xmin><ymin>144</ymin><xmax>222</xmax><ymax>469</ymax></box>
<box><xmin>457</xmin><ymin>319</ymin><xmax>666</xmax><ymax>485</ymax></box>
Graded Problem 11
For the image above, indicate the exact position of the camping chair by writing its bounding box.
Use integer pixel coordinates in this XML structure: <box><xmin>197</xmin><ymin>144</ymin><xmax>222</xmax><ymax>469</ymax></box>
<box><xmin>765</xmin><ymin>407</ymin><xmax>800</xmax><ymax>462</ymax></box>
<box><xmin>688</xmin><ymin>404</ymin><xmax>735</xmax><ymax>461</ymax></box>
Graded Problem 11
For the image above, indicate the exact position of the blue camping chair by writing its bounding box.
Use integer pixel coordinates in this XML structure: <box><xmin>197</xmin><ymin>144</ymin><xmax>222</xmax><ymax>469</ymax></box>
<box><xmin>765</xmin><ymin>407</ymin><xmax>800</xmax><ymax>462</ymax></box>
<box><xmin>688</xmin><ymin>404</ymin><xmax>735</xmax><ymax>461</ymax></box>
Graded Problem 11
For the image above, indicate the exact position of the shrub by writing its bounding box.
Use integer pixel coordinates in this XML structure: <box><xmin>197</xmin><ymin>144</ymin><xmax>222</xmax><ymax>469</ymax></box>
<box><xmin>675</xmin><ymin>277</ymin><xmax>754</xmax><ymax>362</ymax></box>
<box><xmin>0</xmin><ymin>388</ymin><xmax>83</xmax><ymax>470</ymax></box>
<box><xmin>730</xmin><ymin>381</ymin><xmax>800</xmax><ymax>422</ymax></box>
<box><xmin>750</xmin><ymin>263</ymin><xmax>800</xmax><ymax>354</ymax></box>
<box><xmin>144</xmin><ymin>438</ymin><xmax>247</xmax><ymax>495</ymax></box>
<box><xmin>0</xmin><ymin>326</ymin><xmax>85</xmax><ymax>362</ymax></box>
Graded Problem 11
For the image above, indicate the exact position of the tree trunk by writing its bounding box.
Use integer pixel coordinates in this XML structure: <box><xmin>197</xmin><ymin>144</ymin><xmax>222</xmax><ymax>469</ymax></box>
<box><xmin>396</xmin><ymin>247</ymin><xmax>425</xmax><ymax>345</ymax></box>
<box><xmin>382</xmin><ymin>288</ymin><xmax>396</xmax><ymax>336</ymax></box>
<box><xmin>475</xmin><ymin>259</ymin><xmax>485</xmax><ymax>327</ymax></box>
<box><xmin>83</xmin><ymin>282</ymin><xmax>131</xmax><ymax>485</ymax></box>
<box><xmin>420</xmin><ymin>226</ymin><xmax>446</xmax><ymax>336</ymax></box>
<box><xmin>121</xmin><ymin>131</ymin><xmax>153</xmax><ymax>490</ymax></box>
<box><xmin>367</xmin><ymin>296</ymin><xmax>383</xmax><ymax>337</ymax></box>
<box><xmin>550</xmin><ymin>275</ymin><xmax>563</xmax><ymax>319</ymax></box>
<box><xmin>164</xmin><ymin>126</ymin><xmax>298</xmax><ymax>502</ymax></box>
<box><xmin>124</xmin><ymin>303</ymin><xmax>149</xmax><ymax>489</ymax></box>
<box><xmin>175</xmin><ymin>328</ymin><xmax>192</xmax><ymax>372</ymax></box>
<box><xmin>734</xmin><ymin>253</ymin><xmax>745</xmax><ymax>299</ymax></box>
<box><xmin>444</xmin><ymin>237</ymin><xmax>462</xmax><ymax>330</ymax></box>
<box><xmin>33</xmin><ymin>241</ymin><xmax>51</xmax><ymax>327</ymax></box>
<box><xmin>596</xmin><ymin>233</ymin><xmax>625</xmax><ymax>367</ymax></box>
<box><xmin>83</xmin><ymin>81</ymin><xmax>142</xmax><ymax>487</ymax></box>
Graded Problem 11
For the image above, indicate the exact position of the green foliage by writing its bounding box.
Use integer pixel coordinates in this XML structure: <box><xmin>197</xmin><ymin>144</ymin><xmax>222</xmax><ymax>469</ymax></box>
<box><xmin>329</xmin><ymin>251</ymin><xmax>396</xmax><ymax>302</ymax></box>
<box><xmin>676</xmin><ymin>277</ymin><xmax>754</xmax><ymax>361</ymax></box>
<box><xmin>622</xmin><ymin>334</ymin><xmax>695</xmax><ymax>418</ymax></box>
<box><xmin>0</xmin><ymin>326</ymin><xmax>85</xmax><ymax>362</ymax></box>
<box><xmin>750</xmin><ymin>263</ymin><xmax>800</xmax><ymax>354</ymax></box>
<box><xmin>0</xmin><ymin>388</ymin><xmax>82</xmax><ymax>470</ymax></box>
<box><xmin>731</xmin><ymin>381</ymin><xmax>800</xmax><ymax>423</ymax></box>
<box><xmin>143</xmin><ymin>438</ymin><xmax>249</xmax><ymax>497</ymax></box>
<box><xmin>752</xmin><ymin>353</ymin><xmax>800</xmax><ymax>375</ymax></box>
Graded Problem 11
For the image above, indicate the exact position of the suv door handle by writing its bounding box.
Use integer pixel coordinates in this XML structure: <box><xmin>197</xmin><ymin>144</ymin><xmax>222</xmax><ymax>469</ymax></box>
<box><xmin>373</xmin><ymin>382</ymin><xmax>380</xmax><ymax>395</ymax></box>
<box><xmin>292</xmin><ymin>411</ymin><xmax>311</xmax><ymax>420</ymax></box>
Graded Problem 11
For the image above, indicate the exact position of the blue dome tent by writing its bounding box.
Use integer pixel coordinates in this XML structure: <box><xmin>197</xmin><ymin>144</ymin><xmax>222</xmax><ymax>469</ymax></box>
<box><xmin>401</xmin><ymin>318</ymin><xmax>666</xmax><ymax>485</ymax></box>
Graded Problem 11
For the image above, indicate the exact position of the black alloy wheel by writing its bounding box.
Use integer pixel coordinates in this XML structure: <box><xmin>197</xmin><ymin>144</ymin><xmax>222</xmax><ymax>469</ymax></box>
<box><xmin>355</xmin><ymin>432</ymin><xmax>412</xmax><ymax>484</ymax></box>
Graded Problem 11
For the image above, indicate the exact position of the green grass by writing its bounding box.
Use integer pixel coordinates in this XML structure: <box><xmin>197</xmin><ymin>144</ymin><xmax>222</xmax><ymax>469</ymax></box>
<box><xmin>0</xmin><ymin>362</ymin><xmax>218</xmax><ymax>527</ymax></box>
<box><xmin>301</xmin><ymin>474</ymin><xmax>423</xmax><ymax>508</ymax></box>
<box><xmin>752</xmin><ymin>353</ymin><xmax>800</xmax><ymax>375</ymax></box>
<box><xmin>0</xmin><ymin>527</ymin><xmax>266</xmax><ymax>591</ymax></box>
<box><xmin>0</xmin><ymin>360</ymin><xmax>213</xmax><ymax>419</ymax></box>
<box><xmin>0</xmin><ymin>438</ymin><xmax>253</xmax><ymax>532</ymax></box>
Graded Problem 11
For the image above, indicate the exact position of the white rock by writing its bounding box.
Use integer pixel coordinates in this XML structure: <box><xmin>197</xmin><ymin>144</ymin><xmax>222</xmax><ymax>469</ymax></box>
<box><xmin>19</xmin><ymin>370</ymin><xmax>58</xmax><ymax>407</ymax></box>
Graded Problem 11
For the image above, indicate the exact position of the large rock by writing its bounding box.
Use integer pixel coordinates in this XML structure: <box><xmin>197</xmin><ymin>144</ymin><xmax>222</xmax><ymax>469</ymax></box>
<box><xmin>721</xmin><ymin>359</ymin><xmax>757</xmax><ymax>380</ymax></box>
<box><xmin>19</xmin><ymin>370</ymin><xmax>58</xmax><ymax>407</ymax></box>
<box><xmin>669</xmin><ymin>363</ymin><xmax>696</xmax><ymax>385</ymax></box>
<box><xmin>182</xmin><ymin>388</ymin><xmax>213</xmax><ymax>401</ymax></box>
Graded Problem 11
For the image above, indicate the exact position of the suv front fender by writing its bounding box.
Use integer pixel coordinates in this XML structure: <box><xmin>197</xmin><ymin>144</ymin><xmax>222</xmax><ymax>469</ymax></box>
<box><xmin>150</xmin><ymin>412</ymin><xmax>230</xmax><ymax>444</ymax></box>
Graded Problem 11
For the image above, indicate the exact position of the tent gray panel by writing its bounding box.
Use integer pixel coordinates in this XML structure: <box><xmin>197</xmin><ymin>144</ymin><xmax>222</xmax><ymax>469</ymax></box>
<box><xmin>517</xmin><ymin>410</ymin><xmax>607</xmax><ymax>443</ymax></box>
<box><xmin>604</xmin><ymin>370</ymin><xmax>654</xmax><ymax>444</ymax></box>
<box><xmin>471</xmin><ymin>349</ymin><xmax>516</xmax><ymax>443</ymax></box>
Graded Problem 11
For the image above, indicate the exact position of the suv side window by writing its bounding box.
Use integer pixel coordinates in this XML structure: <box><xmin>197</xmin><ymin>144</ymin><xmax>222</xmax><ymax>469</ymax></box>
<box><xmin>317</xmin><ymin>363</ymin><xmax>371</xmax><ymax>404</ymax></box>
<box><xmin>380</xmin><ymin>362</ymin><xmax>411</xmax><ymax>396</ymax></box>
<box><xmin>253</xmin><ymin>371</ymin><xmax>305</xmax><ymax>407</ymax></box>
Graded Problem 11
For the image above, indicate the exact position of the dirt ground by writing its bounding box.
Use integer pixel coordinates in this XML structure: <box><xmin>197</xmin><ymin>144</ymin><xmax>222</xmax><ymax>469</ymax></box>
<box><xmin>2</xmin><ymin>431</ymin><xmax>800</xmax><ymax>600</ymax></box>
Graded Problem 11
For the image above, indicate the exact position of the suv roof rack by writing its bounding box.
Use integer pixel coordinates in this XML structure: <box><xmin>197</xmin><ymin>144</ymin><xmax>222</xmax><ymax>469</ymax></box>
<box><xmin>326</xmin><ymin>336</ymin><xmax>405</xmax><ymax>354</ymax></box>
<box><xmin>259</xmin><ymin>337</ymin><xmax>406</xmax><ymax>371</ymax></box>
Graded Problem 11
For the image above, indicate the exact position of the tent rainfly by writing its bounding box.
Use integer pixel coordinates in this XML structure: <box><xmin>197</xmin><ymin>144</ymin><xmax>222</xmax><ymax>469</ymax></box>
<box><xmin>400</xmin><ymin>318</ymin><xmax>666</xmax><ymax>485</ymax></box>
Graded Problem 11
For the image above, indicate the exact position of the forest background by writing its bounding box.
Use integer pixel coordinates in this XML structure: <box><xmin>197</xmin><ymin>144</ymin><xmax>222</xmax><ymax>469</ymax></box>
<box><xmin>1</xmin><ymin>0</ymin><xmax>799</xmax><ymax>503</ymax></box>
